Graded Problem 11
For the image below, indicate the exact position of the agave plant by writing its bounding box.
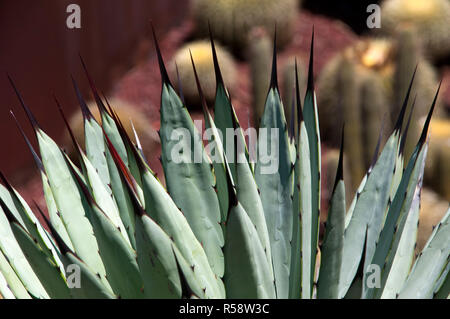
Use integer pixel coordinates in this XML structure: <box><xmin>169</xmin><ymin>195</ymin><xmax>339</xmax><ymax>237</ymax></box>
<box><xmin>0</xmin><ymin>28</ymin><xmax>448</xmax><ymax>300</ymax></box>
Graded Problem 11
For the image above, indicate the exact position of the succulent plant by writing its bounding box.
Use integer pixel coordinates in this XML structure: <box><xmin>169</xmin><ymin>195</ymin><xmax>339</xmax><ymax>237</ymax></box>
<box><xmin>380</xmin><ymin>0</ymin><xmax>450</xmax><ymax>61</ymax></box>
<box><xmin>317</xmin><ymin>37</ymin><xmax>440</xmax><ymax>187</ymax></box>
<box><xmin>191</xmin><ymin>0</ymin><xmax>298</xmax><ymax>51</ymax></box>
<box><xmin>169</xmin><ymin>40</ymin><xmax>236</xmax><ymax>108</ymax></box>
<box><xmin>0</xmin><ymin>29</ymin><xmax>448</xmax><ymax>300</ymax></box>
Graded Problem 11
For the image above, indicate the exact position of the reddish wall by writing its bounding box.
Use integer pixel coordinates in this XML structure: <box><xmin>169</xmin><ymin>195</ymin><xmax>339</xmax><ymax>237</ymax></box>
<box><xmin>0</xmin><ymin>0</ymin><xmax>188</xmax><ymax>181</ymax></box>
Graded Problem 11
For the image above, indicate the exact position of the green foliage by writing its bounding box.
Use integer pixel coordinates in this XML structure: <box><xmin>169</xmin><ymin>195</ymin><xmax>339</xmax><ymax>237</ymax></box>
<box><xmin>0</xmin><ymin>28</ymin><xmax>447</xmax><ymax>300</ymax></box>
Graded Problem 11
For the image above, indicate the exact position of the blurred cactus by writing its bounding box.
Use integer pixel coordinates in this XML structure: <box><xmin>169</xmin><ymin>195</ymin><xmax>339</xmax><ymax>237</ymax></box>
<box><xmin>317</xmin><ymin>37</ymin><xmax>439</xmax><ymax>186</ymax></box>
<box><xmin>282</xmin><ymin>58</ymin><xmax>306</xmax><ymax>132</ymax></box>
<box><xmin>65</xmin><ymin>98</ymin><xmax>159</xmax><ymax>161</ymax></box>
<box><xmin>380</xmin><ymin>0</ymin><xmax>450</xmax><ymax>61</ymax></box>
<box><xmin>417</xmin><ymin>188</ymin><xmax>449</xmax><ymax>254</ymax></box>
<box><xmin>169</xmin><ymin>40</ymin><xmax>236</xmax><ymax>107</ymax></box>
<box><xmin>191</xmin><ymin>0</ymin><xmax>298</xmax><ymax>52</ymax></box>
<box><xmin>248</xmin><ymin>28</ymin><xmax>272</xmax><ymax>128</ymax></box>
<box><xmin>424</xmin><ymin>118</ymin><xmax>450</xmax><ymax>201</ymax></box>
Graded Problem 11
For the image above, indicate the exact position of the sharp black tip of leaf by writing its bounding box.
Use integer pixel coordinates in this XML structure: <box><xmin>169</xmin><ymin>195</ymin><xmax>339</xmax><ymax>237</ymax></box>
<box><xmin>151</xmin><ymin>24</ymin><xmax>172</xmax><ymax>87</ymax></box>
<box><xmin>399</xmin><ymin>95</ymin><xmax>416</xmax><ymax>156</ymax></box>
<box><xmin>10</xmin><ymin>110</ymin><xmax>44</xmax><ymax>172</ymax></box>
<box><xmin>394</xmin><ymin>66</ymin><xmax>417</xmax><ymax>133</ymax></box>
<box><xmin>54</xmin><ymin>96</ymin><xmax>83</xmax><ymax>158</ymax></box>
<box><xmin>208</xmin><ymin>26</ymin><xmax>225</xmax><ymax>88</ymax></box>
<box><xmin>190</xmin><ymin>51</ymin><xmax>210</xmax><ymax>120</ymax></box>
<box><xmin>71</xmin><ymin>75</ymin><xmax>94</xmax><ymax>120</ymax></box>
<box><xmin>7</xmin><ymin>75</ymin><xmax>40</xmax><ymax>131</ymax></box>
<box><xmin>289</xmin><ymin>87</ymin><xmax>296</xmax><ymax>141</ymax></box>
<box><xmin>418</xmin><ymin>81</ymin><xmax>441</xmax><ymax>147</ymax></box>
<box><xmin>269</xmin><ymin>27</ymin><xmax>278</xmax><ymax>90</ymax></box>
<box><xmin>294</xmin><ymin>58</ymin><xmax>304</xmax><ymax>125</ymax></box>
<box><xmin>306</xmin><ymin>28</ymin><xmax>315</xmax><ymax>92</ymax></box>
<box><xmin>333</xmin><ymin>125</ymin><xmax>345</xmax><ymax>192</ymax></box>
<box><xmin>79</xmin><ymin>56</ymin><xmax>109</xmax><ymax>115</ymax></box>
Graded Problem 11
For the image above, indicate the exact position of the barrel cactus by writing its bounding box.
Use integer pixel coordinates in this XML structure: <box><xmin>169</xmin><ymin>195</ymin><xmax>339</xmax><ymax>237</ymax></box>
<box><xmin>0</xmin><ymin>29</ymin><xmax>448</xmax><ymax>300</ymax></box>
<box><xmin>380</xmin><ymin>0</ymin><xmax>450</xmax><ymax>61</ymax></box>
<box><xmin>317</xmin><ymin>37</ymin><xmax>439</xmax><ymax>187</ymax></box>
<box><xmin>191</xmin><ymin>0</ymin><xmax>298</xmax><ymax>51</ymax></box>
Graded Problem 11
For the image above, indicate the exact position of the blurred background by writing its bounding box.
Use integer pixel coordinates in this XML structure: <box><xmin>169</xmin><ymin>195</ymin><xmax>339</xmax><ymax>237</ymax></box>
<box><xmin>0</xmin><ymin>0</ymin><xmax>449</xmax><ymax>252</ymax></box>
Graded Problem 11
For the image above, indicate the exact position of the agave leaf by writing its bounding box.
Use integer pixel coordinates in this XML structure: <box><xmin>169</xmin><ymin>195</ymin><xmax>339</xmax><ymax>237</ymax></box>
<box><xmin>10</xmin><ymin>112</ymin><xmax>74</xmax><ymax>251</ymax></box>
<box><xmin>106</xmin><ymin>128</ymin><xmax>224</xmax><ymax>298</ymax></box>
<box><xmin>8</xmin><ymin>222</ymin><xmax>70</xmax><ymax>299</ymax></box>
<box><xmin>0</xmin><ymin>249</ymin><xmax>30</xmax><ymax>299</ymax></box>
<box><xmin>225</xmin><ymin>200</ymin><xmax>276</xmax><ymax>298</ymax></box>
<box><xmin>233</xmin><ymin>117</ymin><xmax>273</xmax><ymax>273</ymax></box>
<box><xmin>72</xmin><ymin>77</ymin><xmax>111</xmax><ymax>191</ymax></box>
<box><xmin>63</xmin><ymin>252</ymin><xmax>115</xmax><ymax>299</ymax></box>
<box><xmin>80</xmin><ymin>58</ymin><xmax>128</xmax><ymax>166</ymax></box>
<box><xmin>9</xmin><ymin>83</ymin><xmax>109</xmax><ymax>289</ymax></box>
<box><xmin>302</xmin><ymin>32</ymin><xmax>321</xmax><ymax>294</ymax></box>
<box><xmin>338</xmin><ymin>85</ymin><xmax>414</xmax><ymax>297</ymax></box>
<box><xmin>154</xmin><ymin>32</ymin><xmax>224</xmax><ymax>279</ymax></box>
<box><xmin>290</xmin><ymin>63</ymin><xmax>313</xmax><ymax>299</ymax></box>
<box><xmin>133</xmin><ymin>148</ymin><xmax>224</xmax><ymax>298</ymax></box>
<box><xmin>40</xmin><ymin>210</ymin><xmax>115</xmax><ymax>299</ymax></box>
<box><xmin>367</xmin><ymin>85</ymin><xmax>441</xmax><ymax>299</ymax></box>
<box><xmin>171</xmin><ymin>243</ymin><xmax>207</xmax><ymax>299</ymax></box>
<box><xmin>254</xmin><ymin>33</ymin><xmax>294</xmax><ymax>298</ymax></box>
<box><xmin>210</xmin><ymin>32</ymin><xmax>248</xmax><ymax>181</ymax></box>
<box><xmin>191</xmin><ymin>52</ymin><xmax>230</xmax><ymax>226</ymax></box>
<box><xmin>379</xmin><ymin>163</ymin><xmax>422</xmax><ymax>299</ymax></box>
<box><xmin>0</xmin><ymin>201</ymin><xmax>70</xmax><ymax>299</ymax></box>
<box><xmin>0</xmin><ymin>198</ymin><xmax>48</xmax><ymax>298</ymax></box>
<box><xmin>58</xmin><ymin>105</ymin><xmax>131</xmax><ymax>247</ymax></box>
<box><xmin>317</xmin><ymin>131</ymin><xmax>345</xmax><ymax>299</ymax></box>
<box><xmin>345</xmin><ymin>175</ymin><xmax>367</xmax><ymax>229</ymax></box>
<box><xmin>135</xmin><ymin>212</ymin><xmax>181</xmax><ymax>298</ymax></box>
<box><xmin>66</xmin><ymin>146</ymin><xmax>143</xmax><ymax>299</ymax></box>
<box><xmin>398</xmin><ymin>207</ymin><xmax>449</xmax><ymax>298</ymax></box>
<box><xmin>255</xmin><ymin>87</ymin><xmax>293</xmax><ymax>298</ymax></box>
